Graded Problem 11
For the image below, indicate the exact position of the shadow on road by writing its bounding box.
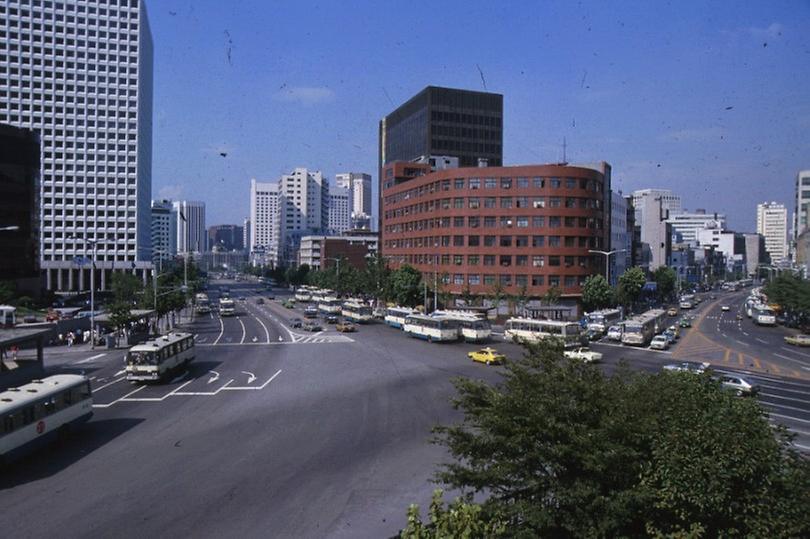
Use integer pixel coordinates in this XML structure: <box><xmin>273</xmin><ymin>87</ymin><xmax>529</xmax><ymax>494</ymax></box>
<box><xmin>0</xmin><ymin>417</ymin><xmax>145</xmax><ymax>490</ymax></box>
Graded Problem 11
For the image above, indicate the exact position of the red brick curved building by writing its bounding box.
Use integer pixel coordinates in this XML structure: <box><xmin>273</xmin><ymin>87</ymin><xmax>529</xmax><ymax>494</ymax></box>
<box><xmin>381</xmin><ymin>162</ymin><xmax>609</xmax><ymax>299</ymax></box>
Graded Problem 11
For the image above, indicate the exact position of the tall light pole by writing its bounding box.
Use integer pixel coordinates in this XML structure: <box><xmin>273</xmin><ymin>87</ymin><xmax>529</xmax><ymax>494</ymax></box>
<box><xmin>588</xmin><ymin>249</ymin><xmax>626</xmax><ymax>286</ymax></box>
<box><xmin>69</xmin><ymin>235</ymin><xmax>98</xmax><ymax>349</ymax></box>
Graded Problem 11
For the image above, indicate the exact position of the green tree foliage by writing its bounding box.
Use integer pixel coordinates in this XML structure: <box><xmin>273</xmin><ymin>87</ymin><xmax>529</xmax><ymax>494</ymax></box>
<box><xmin>390</xmin><ymin>265</ymin><xmax>423</xmax><ymax>307</ymax></box>
<box><xmin>110</xmin><ymin>272</ymin><xmax>143</xmax><ymax>304</ymax></box>
<box><xmin>400</xmin><ymin>489</ymin><xmax>507</xmax><ymax>538</ymax></box>
<box><xmin>652</xmin><ymin>266</ymin><xmax>677</xmax><ymax>301</ymax></box>
<box><xmin>581</xmin><ymin>274</ymin><xmax>614</xmax><ymax>311</ymax></box>
<box><xmin>764</xmin><ymin>272</ymin><xmax>810</xmax><ymax>320</ymax></box>
<box><xmin>285</xmin><ymin>264</ymin><xmax>311</xmax><ymax>287</ymax></box>
<box><xmin>0</xmin><ymin>280</ymin><xmax>16</xmax><ymax>305</ymax></box>
<box><xmin>427</xmin><ymin>340</ymin><xmax>810</xmax><ymax>537</ymax></box>
<box><xmin>617</xmin><ymin>266</ymin><xmax>646</xmax><ymax>307</ymax></box>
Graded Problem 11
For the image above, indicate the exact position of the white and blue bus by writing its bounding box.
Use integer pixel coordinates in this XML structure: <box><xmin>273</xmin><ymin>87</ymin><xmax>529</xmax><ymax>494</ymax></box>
<box><xmin>1</xmin><ymin>375</ymin><xmax>93</xmax><ymax>465</ymax></box>
<box><xmin>384</xmin><ymin>307</ymin><xmax>417</xmax><ymax>329</ymax></box>
<box><xmin>584</xmin><ymin>308</ymin><xmax>623</xmax><ymax>334</ymax></box>
<box><xmin>403</xmin><ymin>314</ymin><xmax>460</xmax><ymax>342</ymax></box>
<box><xmin>432</xmin><ymin>310</ymin><xmax>492</xmax><ymax>342</ymax></box>
<box><xmin>504</xmin><ymin>318</ymin><xmax>582</xmax><ymax>348</ymax></box>
<box><xmin>342</xmin><ymin>301</ymin><xmax>373</xmax><ymax>323</ymax></box>
<box><xmin>318</xmin><ymin>296</ymin><xmax>342</xmax><ymax>315</ymax></box>
<box><xmin>126</xmin><ymin>332</ymin><xmax>196</xmax><ymax>382</ymax></box>
<box><xmin>621</xmin><ymin>309</ymin><xmax>667</xmax><ymax>346</ymax></box>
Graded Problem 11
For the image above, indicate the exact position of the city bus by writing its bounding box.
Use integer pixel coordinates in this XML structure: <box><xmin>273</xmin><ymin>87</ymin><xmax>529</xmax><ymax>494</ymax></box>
<box><xmin>432</xmin><ymin>310</ymin><xmax>492</xmax><ymax>342</ymax></box>
<box><xmin>194</xmin><ymin>293</ymin><xmax>210</xmax><ymax>314</ymax></box>
<box><xmin>384</xmin><ymin>306</ymin><xmax>417</xmax><ymax>329</ymax></box>
<box><xmin>1</xmin><ymin>374</ymin><xmax>93</xmax><ymax>465</ymax></box>
<box><xmin>753</xmin><ymin>305</ymin><xmax>777</xmax><ymax>326</ymax></box>
<box><xmin>219</xmin><ymin>297</ymin><xmax>235</xmax><ymax>316</ymax></box>
<box><xmin>584</xmin><ymin>308</ymin><xmax>623</xmax><ymax>334</ymax></box>
<box><xmin>504</xmin><ymin>318</ymin><xmax>582</xmax><ymax>348</ymax></box>
<box><xmin>403</xmin><ymin>314</ymin><xmax>460</xmax><ymax>342</ymax></box>
<box><xmin>621</xmin><ymin>309</ymin><xmax>667</xmax><ymax>346</ymax></box>
<box><xmin>0</xmin><ymin>305</ymin><xmax>16</xmax><ymax>328</ymax></box>
<box><xmin>318</xmin><ymin>296</ymin><xmax>342</xmax><ymax>314</ymax></box>
<box><xmin>679</xmin><ymin>294</ymin><xmax>695</xmax><ymax>310</ymax></box>
<box><xmin>341</xmin><ymin>300</ymin><xmax>373</xmax><ymax>323</ymax></box>
<box><xmin>294</xmin><ymin>287</ymin><xmax>313</xmax><ymax>302</ymax></box>
<box><xmin>125</xmin><ymin>332</ymin><xmax>196</xmax><ymax>382</ymax></box>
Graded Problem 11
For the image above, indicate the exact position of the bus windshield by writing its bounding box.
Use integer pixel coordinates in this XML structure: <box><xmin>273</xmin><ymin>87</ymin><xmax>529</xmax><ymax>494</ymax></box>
<box><xmin>128</xmin><ymin>351</ymin><xmax>155</xmax><ymax>365</ymax></box>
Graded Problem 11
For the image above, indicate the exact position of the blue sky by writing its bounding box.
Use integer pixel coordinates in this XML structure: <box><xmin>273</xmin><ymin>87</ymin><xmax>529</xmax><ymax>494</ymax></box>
<box><xmin>148</xmin><ymin>0</ymin><xmax>810</xmax><ymax>231</ymax></box>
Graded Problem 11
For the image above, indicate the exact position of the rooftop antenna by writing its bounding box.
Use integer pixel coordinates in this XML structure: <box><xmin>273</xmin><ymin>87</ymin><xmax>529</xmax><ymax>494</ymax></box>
<box><xmin>562</xmin><ymin>137</ymin><xmax>568</xmax><ymax>164</ymax></box>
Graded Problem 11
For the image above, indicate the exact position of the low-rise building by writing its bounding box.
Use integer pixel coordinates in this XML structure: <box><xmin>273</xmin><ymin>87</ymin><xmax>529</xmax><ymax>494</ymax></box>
<box><xmin>298</xmin><ymin>233</ymin><xmax>379</xmax><ymax>270</ymax></box>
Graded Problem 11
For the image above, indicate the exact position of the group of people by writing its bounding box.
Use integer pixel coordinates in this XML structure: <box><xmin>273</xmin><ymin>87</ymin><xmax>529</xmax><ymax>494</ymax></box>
<box><xmin>55</xmin><ymin>329</ymin><xmax>93</xmax><ymax>347</ymax></box>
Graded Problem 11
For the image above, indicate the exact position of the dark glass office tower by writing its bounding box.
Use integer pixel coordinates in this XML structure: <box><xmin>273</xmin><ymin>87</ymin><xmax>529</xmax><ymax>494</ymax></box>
<box><xmin>0</xmin><ymin>123</ymin><xmax>40</xmax><ymax>283</ymax></box>
<box><xmin>379</xmin><ymin>86</ymin><xmax>503</xmax><ymax>170</ymax></box>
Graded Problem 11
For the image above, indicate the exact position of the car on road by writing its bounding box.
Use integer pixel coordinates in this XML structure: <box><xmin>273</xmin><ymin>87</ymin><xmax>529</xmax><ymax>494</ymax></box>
<box><xmin>662</xmin><ymin>330</ymin><xmax>677</xmax><ymax>345</ymax></box>
<box><xmin>718</xmin><ymin>374</ymin><xmax>759</xmax><ymax>396</ymax></box>
<box><xmin>304</xmin><ymin>306</ymin><xmax>318</xmax><ymax>318</ymax></box>
<box><xmin>282</xmin><ymin>300</ymin><xmax>295</xmax><ymax>309</ymax></box>
<box><xmin>663</xmin><ymin>361</ymin><xmax>710</xmax><ymax>374</ymax></box>
<box><xmin>679</xmin><ymin>318</ymin><xmax>692</xmax><ymax>328</ymax></box>
<box><xmin>325</xmin><ymin>314</ymin><xmax>338</xmax><ymax>324</ymax></box>
<box><xmin>784</xmin><ymin>334</ymin><xmax>810</xmax><ymax>347</ymax></box>
<box><xmin>606</xmin><ymin>325</ymin><xmax>623</xmax><ymax>341</ymax></box>
<box><xmin>584</xmin><ymin>328</ymin><xmax>603</xmax><ymax>341</ymax></box>
<box><xmin>22</xmin><ymin>314</ymin><xmax>37</xmax><ymax>323</ymax></box>
<box><xmin>468</xmin><ymin>347</ymin><xmax>505</xmax><ymax>365</ymax></box>
<box><xmin>290</xmin><ymin>318</ymin><xmax>303</xmax><ymax>328</ymax></box>
<box><xmin>667</xmin><ymin>307</ymin><xmax>678</xmax><ymax>316</ymax></box>
<box><xmin>650</xmin><ymin>335</ymin><xmax>670</xmax><ymax>350</ymax></box>
<box><xmin>336</xmin><ymin>321</ymin><xmax>356</xmax><ymax>332</ymax></box>
<box><xmin>256</xmin><ymin>298</ymin><xmax>264</xmax><ymax>305</ymax></box>
<box><xmin>266</xmin><ymin>293</ymin><xmax>275</xmax><ymax>300</ymax></box>
<box><xmin>238</xmin><ymin>296</ymin><xmax>245</xmax><ymax>301</ymax></box>
<box><xmin>302</xmin><ymin>321</ymin><xmax>323</xmax><ymax>332</ymax></box>
<box><xmin>721</xmin><ymin>305</ymin><xmax>730</xmax><ymax>312</ymax></box>
<box><xmin>563</xmin><ymin>347</ymin><xmax>603</xmax><ymax>363</ymax></box>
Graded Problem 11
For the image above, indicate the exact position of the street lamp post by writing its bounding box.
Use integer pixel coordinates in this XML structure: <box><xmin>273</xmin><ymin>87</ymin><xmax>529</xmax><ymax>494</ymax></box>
<box><xmin>69</xmin><ymin>236</ymin><xmax>98</xmax><ymax>349</ymax></box>
<box><xmin>588</xmin><ymin>249</ymin><xmax>626</xmax><ymax>285</ymax></box>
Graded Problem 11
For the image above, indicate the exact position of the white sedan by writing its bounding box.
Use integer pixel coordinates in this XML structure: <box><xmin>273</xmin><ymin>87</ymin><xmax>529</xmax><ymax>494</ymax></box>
<box><xmin>564</xmin><ymin>347</ymin><xmax>603</xmax><ymax>363</ymax></box>
<box><xmin>721</xmin><ymin>305</ymin><xmax>730</xmax><ymax>312</ymax></box>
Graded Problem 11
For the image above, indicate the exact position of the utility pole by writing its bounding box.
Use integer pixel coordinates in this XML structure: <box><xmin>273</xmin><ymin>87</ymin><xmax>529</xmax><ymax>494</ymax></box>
<box><xmin>90</xmin><ymin>240</ymin><xmax>97</xmax><ymax>350</ymax></box>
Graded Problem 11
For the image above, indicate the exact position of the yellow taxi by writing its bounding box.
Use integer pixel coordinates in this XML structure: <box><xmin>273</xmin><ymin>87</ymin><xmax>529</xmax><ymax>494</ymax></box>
<box><xmin>467</xmin><ymin>347</ymin><xmax>505</xmax><ymax>365</ymax></box>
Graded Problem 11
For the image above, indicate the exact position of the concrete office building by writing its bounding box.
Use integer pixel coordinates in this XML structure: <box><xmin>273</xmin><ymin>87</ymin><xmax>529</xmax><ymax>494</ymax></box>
<box><xmin>609</xmin><ymin>192</ymin><xmax>628</xmax><ymax>286</ymax></box>
<box><xmin>0</xmin><ymin>124</ymin><xmax>40</xmax><ymax>296</ymax></box>
<box><xmin>327</xmin><ymin>184</ymin><xmax>351</xmax><ymax>235</ymax></box>
<box><xmin>150</xmin><ymin>199</ymin><xmax>176</xmax><ymax>267</ymax></box>
<box><xmin>381</xmin><ymin>161</ymin><xmax>608</xmax><ymax>301</ymax></box>
<box><xmin>298</xmin><ymin>233</ymin><xmax>379</xmax><ymax>270</ymax></box>
<box><xmin>795</xmin><ymin>170</ymin><xmax>810</xmax><ymax>240</ymax></box>
<box><xmin>173</xmin><ymin>201</ymin><xmax>206</xmax><ymax>254</ymax></box>
<box><xmin>249</xmin><ymin>180</ymin><xmax>280</xmax><ymax>266</ymax></box>
<box><xmin>743</xmin><ymin>233</ymin><xmax>769</xmax><ymax>277</ymax></box>
<box><xmin>757</xmin><ymin>202</ymin><xmax>788</xmax><ymax>263</ymax></box>
<box><xmin>667</xmin><ymin>210</ymin><xmax>726</xmax><ymax>245</ymax></box>
<box><xmin>335</xmin><ymin>172</ymin><xmax>372</xmax><ymax>228</ymax></box>
<box><xmin>636</xmin><ymin>193</ymin><xmax>672</xmax><ymax>271</ymax></box>
<box><xmin>243</xmin><ymin>217</ymin><xmax>251</xmax><ymax>253</ymax></box>
<box><xmin>632</xmin><ymin>189</ymin><xmax>682</xmax><ymax>224</ymax></box>
<box><xmin>207</xmin><ymin>224</ymin><xmax>244</xmax><ymax>252</ymax></box>
<box><xmin>278</xmin><ymin>168</ymin><xmax>329</xmax><ymax>265</ymax></box>
<box><xmin>0</xmin><ymin>0</ymin><xmax>154</xmax><ymax>291</ymax></box>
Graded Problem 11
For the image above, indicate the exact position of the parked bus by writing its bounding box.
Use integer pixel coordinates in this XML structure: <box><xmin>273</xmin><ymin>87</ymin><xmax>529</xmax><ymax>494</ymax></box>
<box><xmin>504</xmin><ymin>318</ymin><xmax>582</xmax><ymax>348</ymax></box>
<box><xmin>318</xmin><ymin>296</ymin><xmax>342</xmax><ymax>314</ymax></box>
<box><xmin>125</xmin><ymin>332</ymin><xmax>195</xmax><ymax>382</ymax></box>
<box><xmin>219</xmin><ymin>297</ymin><xmax>236</xmax><ymax>316</ymax></box>
<box><xmin>342</xmin><ymin>301</ymin><xmax>373</xmax><ymax>323</ymax></box>
<box><xmin>432</xmin><ymin>310</ymin><xmax>492</xmax><ymax>342</ymax></box>
<box><xmin>1</xmin><ymin>375</ymin><xmax>93</xmax><ymax>464</ymax></box>
<box><xmin>621</xmin><ymin>309</ymin><xmax>667</xmax><ymax>346</ymax></box>
<box><xmin>294</xmin><ymin>288</ymin><xmax>313</xmax><ymax>302</ymax></box>
<box><xmin>384</xmin><ymin>306</ymin><xmax>417</xmax><ymax>329</ymax></box>
<box><xmin>195</xmin><ymin>293</ymin><xmax>211</xmax><ymax>314</ymax></box>
<box><xmin>584</xmin><ymin>308</ymin><xmax>623</xmax><ymax>334</ymax></box>
<box><xmin>0</xmin><ymin>305</ymin><xmax>16</xmax><ymax>328</ymax></box>
<box><xmin>753</xmin><ymin>305</ymin><xmax>777</xmax><ymax>326</ymax></box>
<box><xmin>403</xmin><ymin>314</ymin><xmax>460</xmax><ymax>342</ymax></box>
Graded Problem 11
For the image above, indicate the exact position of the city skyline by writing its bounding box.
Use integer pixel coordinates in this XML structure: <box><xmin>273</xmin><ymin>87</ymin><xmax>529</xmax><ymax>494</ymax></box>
<box><xmin>147</xmin><ymin>1</ymin><xmax>809</xmax><ymax>231</ymax></box>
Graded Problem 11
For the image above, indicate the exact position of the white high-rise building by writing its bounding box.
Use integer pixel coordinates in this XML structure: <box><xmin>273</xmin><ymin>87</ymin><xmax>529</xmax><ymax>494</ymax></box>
<box><xmin>667</xmin><ymin>211</ymin><xmax>727</xmax><ymax>245</ymax></box>
<box><xmin>795</xmin><ymin>170</ymin><xmax>810</xmax><ymax>240</ymax></box>
<box><xmin>632</xmin><ymin>189</ymin><xmax>682</xmax><ymax>224</ymax></box>
<box><xmin>1</xmin><ymin>0</ymin><xmax>154</xmax><ymax>291</ymax></box>
<box><xmin>757</xmin><ymin>202</ymin><xmax>788</xmax><ymax>262</ymax></box>
<box><xmin>328</xmin><ymin>185</ymin><xmax>351</xmax><ymax>234</ymax></box>
<box><xmin>335</xmin><ymin>172</ymin><xmax>372</xmax><ymax>227</ymax></box>
<box><xmin>173</xmin><ymin>201</ymin><xmax>206</xmax><ymax>254</ymax></box>
<box><xmin>278</xmin><ymin>168</ymin><xmax>328</xmax><ymax>264</ymax></box>
<box><xmin>242</xmin><ymin>217</ymin><xmax>251</xmax><ymax>254</ymax></box>
<box><xmin>249</xmin><ymin>180</ymin><xmax>280</xmax><ymax>266</ymax></box>
<box><xmin>150</xmin><ymin>200</ymin><xmax>176</xmax><ymax>267</ymax></box>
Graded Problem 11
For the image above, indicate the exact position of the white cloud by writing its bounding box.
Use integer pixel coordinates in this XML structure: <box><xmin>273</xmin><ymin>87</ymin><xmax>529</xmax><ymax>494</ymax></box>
<box><xmin>158</xmin><ymin>184</ymin><xmax>184</xmax><ymax>200</ymax></box>
<box><xmin>273</xmin><ymin>86</ymin><xmax>335</xmax><ymax>105</ymax></box>
<box><xmin>748</xmin><ymin>22</ymin><xmax>783</xmax><ymax>40</ymax></box>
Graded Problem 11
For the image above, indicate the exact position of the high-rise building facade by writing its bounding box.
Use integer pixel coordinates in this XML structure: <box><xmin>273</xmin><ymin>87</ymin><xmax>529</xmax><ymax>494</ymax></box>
<box><xmin>0</xmin><ymin>124</ymin><xmax>40</xmax><ymax>294</ymax></box>
<box><xmin>609</xmin><ymin>192</ymin><xmax>628</xmax><ymax>286</ymax></box>
<box><xmin>636</xmin><ymin>193</ymin><xmax>672</xmax><ymax>270</ymax></box>
<box><xmin>667</xmin><ymin>211</ymin><xmax>727</xmax><ymax>245</ymax></box>
<box><xmin>173</xmin><ymin>201</ymin><xmax>206</xmax><ymax>254</ymax></box>
<box><xmin>208</xmin><ymin>224</ymin><xmax>244</xmax><ymax>252</ymax></box>
<box><xmin>795</xmin><ymin>170</ymin><xmax>810</xmax><ymax>240</ymax></box>
<box><xmin>327</xmin><ymin>184</ymin><xmax>351</xmax><ymax>234</ymax></box>
<box><xmin>632</xmin><ymin>189</ymin><xmax>682</xmax><ymax>224</ymax></box>
<box><xmin>756</xmin><ymin>201</ymin><xmax>788</xmax><ymax>262</ymax></box>
<box><xmin>278</xmin><ymin>168</ymin><xmax>328</xmax><ymax>264</ymax></box>
<box><xmin>150</xmin><ymin>199</ymin><xmax>176</xmax><ymax>267</ymax></box>
<box><xmin>0</xmin><ymin>0</ymin><xmax>154</xmax><ymax>291</ymax></box>
<box><xmin>249</xmin><ymin>179</ymin><xmax>280</xmax><ymax>265</ymax></box>
<box><xmin>335</xmin><ymin>172</ymin><xmax>372</xmax><ymax>228</ymax></box>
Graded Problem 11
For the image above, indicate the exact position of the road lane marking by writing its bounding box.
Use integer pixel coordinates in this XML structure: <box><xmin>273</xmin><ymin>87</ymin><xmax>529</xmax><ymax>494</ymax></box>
<box><xmin>92</xmin><ymin>385</ymin><xmax>146</xmax><ymax>408</ymax></box>
<box><xmin>207</xmin><ymin>370</ymin><xmax>220</xmax><ymax>384</ymax></box>
<box><xmin>781</xmin><ymin>346</ymin><xmax>810</xmax><ymax>358</ymax></box>
<box><xmin>248</xmin><ymin>308</ymin><xmax>272</xmax><ymax>343</ymax></box>
<box><xmin>173</xmin><ymin>379</ymin><xmax>234</xmax><ymax>396</ymax></box>
<box><xmin>761</xmin><ymin>401</ymin><xmax>810</xmax><ymax>416</ymax></box>
<box><xmin>224</xmin><ymin>369</ymin><xmax>281</xmax><ymax>391</ymax></box>
<box><xmin>737</xmin><ymin>352</ymin><xmax>744</xmax><ymax>366</ymax></box>
<box><xmin>238</xmin><ymin>317</ymin><xmax>247</xmax><ymax>344</ymax></box>
<box><xmin>734</xmin><ymin>339</ymin><xmax>749</xmax><ymax>346</ymax></box>
<box><xmin>723</xmin><ymin>349</ymin><xmax>731</xmax><ymax>363</ymax></box>
<box><xmin>753</xmin><ymin>357</ymin><xmax>761</xmax><ymax>369</ymax></box>
<box><xmin>756</xmin><ymin>338</ymin><xmax>769</xmax><ymax>344</ymax></box>
<box><xmin>122</xmin><ymin>380</ymin><xmax>195</xmax><ymax>402</ymax></box>
<box><xmin>241</xmin><ymin>371</ymin><xmax>257</xmax><ymax>384</ymax></box>
<box><xmin>94</xmin><ymin>376</ymin><xmax>127</xmax><ymax>391</ymax></box>
<box><xmin>773</xmin><ymin>353</ymin><xmax>810</xmax><ymax>370</ymax></box>
<box><xmin>213</xmin><ymin>316</ymin><xmax>225</xmax><ymax>345</ymax></box>
<box><xmin>760</xmin><ymin>392</ymin><xmax>810</xmax><ymax>406</ymax></box>
<box><xmin>75</xmin><ymin>352</ymin><xmax>107</xmax><ymax>364</ymax></box>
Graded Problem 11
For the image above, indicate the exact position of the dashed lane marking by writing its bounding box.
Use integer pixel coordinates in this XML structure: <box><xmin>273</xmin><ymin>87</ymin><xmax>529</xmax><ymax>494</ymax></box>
<box><xmin>756</xmin><ymin>338</ymin><xmax>770</xmax><ymax>344</ymax></box>
<box><xmin>213</xmin><ymin>316</ymin><xmax>225</xmax><ymax>345</ymax></box>
<box><xmin>75</xmin><ymin>352</ymin><xmax>107</xmax><ymax>364</ymax></box>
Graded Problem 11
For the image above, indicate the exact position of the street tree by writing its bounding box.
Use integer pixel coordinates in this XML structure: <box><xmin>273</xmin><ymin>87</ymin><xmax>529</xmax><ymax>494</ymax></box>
<box><xmin>616</xmin><ymin>266</ymin><xmax>646</xmax><ymax>308</ymax></box>
<box><xmin>652</xmin><ymin>266</ymin><xmax>677</xmax><ymax>301</ymax></box>
<box><xmin>390</xmin><ymin>265</ymin><xmax>423</xmax><ymax>307</ymax></box>
<box><xmin>542</xmin><ymin>285</ymin><xmax>561</xmax><ymax>306</ymax></box>
<box><xmin>581</xmin><ymin>274</ymin><xmax>613</xmax><ymax>311</ymax></box>
<box><xmin>110</xmin><ymin>271</ymin><xmax>142</xmax><ymax>304</ymax></box>
<box><xmin>425</xmin><ymin>339</ymin><xmax>810</xmax><ymax>537</ymax></box>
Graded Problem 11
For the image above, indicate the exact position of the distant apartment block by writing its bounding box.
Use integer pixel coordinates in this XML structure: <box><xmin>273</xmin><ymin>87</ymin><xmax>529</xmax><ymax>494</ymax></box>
<box><xmin>667</xmin><ymin>210</ymin><xmax>726</xmax><ymax>245</ymax></box>
<box><xmin>0</xmin><ymin>0</ymin><xmax>154</xmax><ymax>291</ymax></box>
<box><xmin>335</xmin><ymin>172</ymin><xmax>372</xmax><ymax>228</ymax></box>
<box><xmin>298</xmin><ymin>233</ymin><xmax>379</xmax><ymax>270</ymax></box>
<box><xmin>173</xmin><ymin>201</ymin><xmax>206</xmax><ymax>254</ymax></box>
<box><xmin>249</xmin><ymin>180</ymin><xmax>280</xmax><ymax>266</ymax></box>
<box><xmin>150</xmin><ymin>199</ymin><xmax>176</xmax><ymax>267</ymax></box>
<box><xmin>327</xmin><ymin>184</ymin><xmax>351</xmax><ymax>234</ymax></box>
<box><xmin>756</xmin><ymin>201</ymin><xmax>788</xmax><ymax>262</ymax></box>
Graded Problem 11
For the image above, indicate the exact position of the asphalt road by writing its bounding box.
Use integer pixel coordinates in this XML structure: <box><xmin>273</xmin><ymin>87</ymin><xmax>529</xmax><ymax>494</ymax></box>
<box><xmin>2</xmin><ymin>281</ymin><xmax>809</xmax><ymax>537</ymax></box>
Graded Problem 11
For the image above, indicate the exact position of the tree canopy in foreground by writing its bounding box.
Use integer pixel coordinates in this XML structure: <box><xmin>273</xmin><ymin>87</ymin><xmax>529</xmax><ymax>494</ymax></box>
<box><xmin>401</xmin><ymin>340</ymin><xmax>810</xmax><ymax>538</ymax></box>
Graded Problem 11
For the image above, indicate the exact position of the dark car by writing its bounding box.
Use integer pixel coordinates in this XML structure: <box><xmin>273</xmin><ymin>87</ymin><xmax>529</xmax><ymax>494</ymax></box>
<box><xmin>256</xmin><ymin>298</ymin><xmax>265</xmax><ymax>305</ymax></box>
<box><xmin>325</xmin><ymin>314</ymin><xmax>338</xmax><ymax>324</ymax></box>
<box><xmin>290</xmin><ymin>318</ymin><xmax>303</xmax><ymax>328</ymax></box>
<box><xmin>267</xmin><ymin>293</ymin><xmax>275</xmax><ymax>300</ymax></box>
<box><xmin>303</xmin><ymin>322</ymin><xmax>322</xmax><ymax>332</ymax></box>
